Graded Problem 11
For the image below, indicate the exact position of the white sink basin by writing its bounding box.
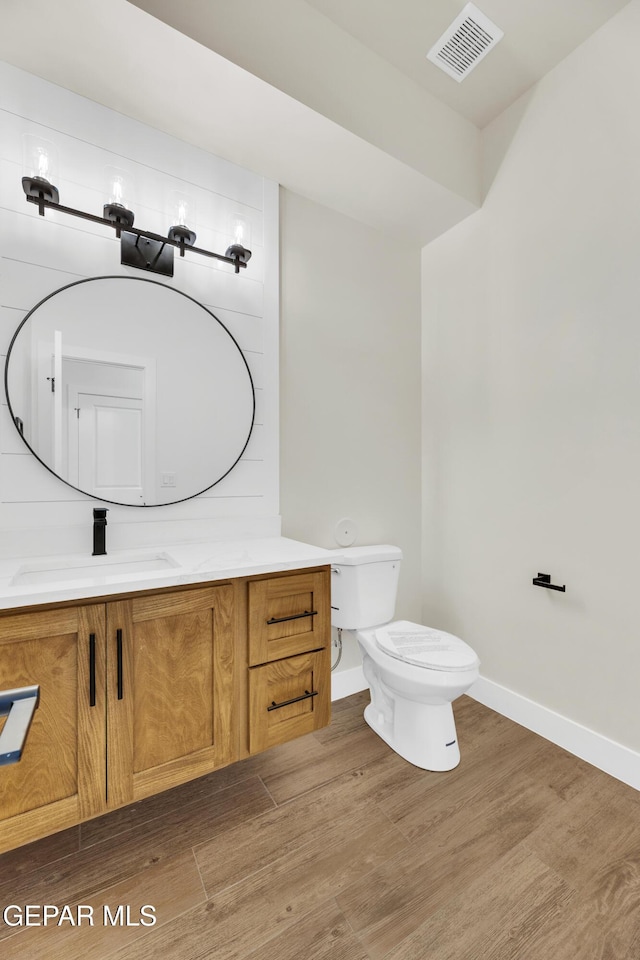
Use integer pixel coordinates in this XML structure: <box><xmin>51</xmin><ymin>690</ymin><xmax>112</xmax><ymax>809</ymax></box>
<box><xmin>10</xmin><ymin>552</ymin><xmax>179</xmax><ymax>586</ymax></box>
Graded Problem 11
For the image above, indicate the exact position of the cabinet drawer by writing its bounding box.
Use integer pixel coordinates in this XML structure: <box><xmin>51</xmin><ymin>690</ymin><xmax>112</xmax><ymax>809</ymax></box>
<box><xmin>248</xmin><ymin>648</ymin><xmax>330</xmax><ymax>753</ymax></box>
<box><xmin>248</xmin><ymin>570</ymin><xmax>329</xmax><ymax>665</ymax></box>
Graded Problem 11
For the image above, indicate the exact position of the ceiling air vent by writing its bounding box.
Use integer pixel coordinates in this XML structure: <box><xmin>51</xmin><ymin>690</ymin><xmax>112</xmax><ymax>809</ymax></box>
<box><xmin>426</xmin><ymin>3</ymin><xmax>503</xmax><ymax>82</ymax></box>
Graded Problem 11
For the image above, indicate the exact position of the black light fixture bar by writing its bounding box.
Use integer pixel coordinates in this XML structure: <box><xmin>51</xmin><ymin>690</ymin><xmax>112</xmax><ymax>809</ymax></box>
<box><xmin>23</xmin><ymin>191</ymin><xmax>251</xmax><ymax>275</ymax></box>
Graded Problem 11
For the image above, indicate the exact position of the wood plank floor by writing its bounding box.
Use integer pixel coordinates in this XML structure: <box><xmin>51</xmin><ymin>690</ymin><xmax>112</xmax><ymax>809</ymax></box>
<box><xmin>2</xmin><ymin>691</ymin><xmax>640</xmax><ymax>959</ymax></box>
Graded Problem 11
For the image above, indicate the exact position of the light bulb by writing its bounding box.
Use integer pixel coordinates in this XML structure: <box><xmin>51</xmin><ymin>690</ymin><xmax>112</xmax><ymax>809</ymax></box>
<box><xmin>103</xmin><ymin>165</ymin><xmax>135</xmax><ymax>231</ymax></box>
<box><xmin>169</xmin><ymin>190</ymin><xmax>194</xmax><ymax>230</ymax></box>
<box><xmin>231</xmin><ymin>214</ymin><xmax>250</xmax><ymax>248</ymax></box>
<box><xmin>104</xmin><ymin>166</ymin><xmax>133</xmax><ymax>211</ymax></box>
<box><xmin>110</xmin><ymin>175</ymin><xmax>125</xmax><ymax>207</ymax></box>
<box><xmin>168</xmin><ymin>190</ymin><xmax>196</xmax><ymax>248</ymax></box>
<box><xmin>23</xmin><ymin>134</ymin><xmax>58</xmax><ymax>185</ymax></box>
<box><xmin>225</xmin><ymin>213</ymin><xmax>252</xmax><ymax>271</ymax></box>
<box><xmin>21</xmin><ymin>134</ymin><xmax>60</xmax><ymax>208</ymax></box>
<box><xmin>37</xmin><ymin>148</ymin><xmax>50</xmax><ymax>180</ymax></box>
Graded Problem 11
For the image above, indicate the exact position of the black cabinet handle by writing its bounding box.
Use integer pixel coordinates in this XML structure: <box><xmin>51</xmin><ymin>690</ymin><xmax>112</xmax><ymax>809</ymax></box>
<box><xmin>0</xmin><ymin>686</ymin><xmax>40</xmax><ymax>766</ymax></box>
<box><xmin>116</xmin><ymin>629</ymin><xmax>124</xmax><ymax>700</ymax></box>
<box><xmin>89</xmin><ymin>633</ymin><xmax>96</xmax><ymax>707</ymax></box>
<box><xmin>267</xmin><ymin>689</ymin><xmax>318</xmax><ymax>712</ymax></box>
<box><xmin>266</xmin><ymin>610</ymin><xmax>318</xmax><ymax>625</ymax></box>
<box><xmin>532</xmin><ymin>573</ymin><xmax>566</xmax><ymax>593</ymax></box>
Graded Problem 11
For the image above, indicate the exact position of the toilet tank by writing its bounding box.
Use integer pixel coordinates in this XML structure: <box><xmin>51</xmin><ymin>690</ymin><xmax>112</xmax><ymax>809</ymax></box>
<box><xmin>330</xmin><ymin>545</ymin><xmax>402</xmax><ymax>630</ymax></box>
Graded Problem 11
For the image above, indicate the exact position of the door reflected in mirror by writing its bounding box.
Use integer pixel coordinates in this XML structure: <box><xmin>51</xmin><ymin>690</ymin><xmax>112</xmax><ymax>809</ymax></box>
<box><xmin>5</xmin><ymin>276</ymin><xmax>255</xmax><ymax>506</ymax></box>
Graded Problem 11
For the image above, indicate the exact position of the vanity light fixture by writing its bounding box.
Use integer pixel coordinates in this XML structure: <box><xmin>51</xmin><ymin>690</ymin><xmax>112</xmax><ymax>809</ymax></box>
<box><xmin>21</xmin><ymin>144</ymin><xmax>252</xmax><ymax>278</ymax></box>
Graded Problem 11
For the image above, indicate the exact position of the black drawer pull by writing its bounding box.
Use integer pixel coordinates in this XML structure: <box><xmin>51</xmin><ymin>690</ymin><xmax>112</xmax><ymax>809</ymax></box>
<box><xmin>116</xmin><ymin>629</ymin><xmax>124</xmax><ymax>700</ymax></box>
<box><xmin>266</xmin><ymin>610</ymin><xmax>318</xmax><ymax>625</ymax></box>
<box><xmin>267</xmin><ymin>689</ymin><xmax>318</xmax><ymax>712</ymax></box>
<box><xmin>89</xmin><ymin>633</ymin><xmax>96</xmax><ymax>707</ymax></box>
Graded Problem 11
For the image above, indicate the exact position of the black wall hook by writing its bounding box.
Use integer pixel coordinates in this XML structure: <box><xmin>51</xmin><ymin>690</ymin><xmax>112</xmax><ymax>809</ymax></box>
<box><xmin>532</xmin><ymin>573</ymin><xmax>566</xmax><ymax>593</ymax></box>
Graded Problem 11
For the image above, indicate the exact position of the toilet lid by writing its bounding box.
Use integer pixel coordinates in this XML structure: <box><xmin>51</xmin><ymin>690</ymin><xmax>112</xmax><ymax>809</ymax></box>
<box><xmin>375</xmin><ymin>620</ymin><xmax>479</xmax><ymax>672</ymax></box>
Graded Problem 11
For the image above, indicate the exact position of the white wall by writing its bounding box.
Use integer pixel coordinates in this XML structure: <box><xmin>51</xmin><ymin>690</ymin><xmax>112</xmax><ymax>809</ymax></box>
<box><xmin>280</xmin><ymin>190</ymin><xmax>422</xmax><ymax>678</ymax></box>
<box><xmin>422</xmin><ymin>0</ymin><xmax>640</xmax><ymax>753</ymax></box>
<box><xmin>0</xmin><ymin>61</ymin><xmax>280</xmax><ymax>558</ymax></box>
<box><xmin>0</xmin><ymin>61</ymin><xmax>424</xmax><ymax>688</ymax></box>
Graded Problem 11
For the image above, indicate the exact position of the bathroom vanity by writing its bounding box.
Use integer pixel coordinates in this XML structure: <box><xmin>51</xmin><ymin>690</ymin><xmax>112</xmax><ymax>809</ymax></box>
<box><xmin>0</xmin><ymin>170</ymin><xmax>322</xmax><ymax>853</ymax></box>
<box><xmin>0</xmin><ymin>540</ymin><xmax>331</xmax><ymax>854</ymax></box>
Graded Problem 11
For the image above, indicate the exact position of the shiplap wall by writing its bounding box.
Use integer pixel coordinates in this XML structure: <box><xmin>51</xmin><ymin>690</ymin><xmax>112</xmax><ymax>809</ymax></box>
<box><xmin>0</xmin><ymin>61</ymin><xmax>279</xmax><ymax>559</ymax></box>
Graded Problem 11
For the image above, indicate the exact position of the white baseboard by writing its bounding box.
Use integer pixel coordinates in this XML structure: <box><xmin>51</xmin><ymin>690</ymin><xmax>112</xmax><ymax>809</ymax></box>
<box><xmin>331</xmin><ymin>665</ymin><xmax>367</xmax><ymax>702</ymax></box>
<box><xmin>329</xmin><ymin>667</ymin><xmax>640</xmax><ymax>793</ymax></box>
<box><xmin>469</xmin><ymin>675</ymin><xmax>640</xmax><ymax>793</ymax></box>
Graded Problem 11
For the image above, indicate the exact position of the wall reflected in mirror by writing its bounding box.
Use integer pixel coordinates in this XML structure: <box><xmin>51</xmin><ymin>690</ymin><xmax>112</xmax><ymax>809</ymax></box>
<box><xmin>4</xmin><ymin>277</ymin><xmax>255</xmax><ymax>506</ymax></box>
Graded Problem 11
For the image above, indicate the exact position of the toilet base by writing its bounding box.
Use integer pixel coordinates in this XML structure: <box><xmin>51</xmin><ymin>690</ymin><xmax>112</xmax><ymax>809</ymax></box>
<box><xmin>363</xmin><ymin>697</ymin><xmax>461</xmax><ymax>772</ymax></box>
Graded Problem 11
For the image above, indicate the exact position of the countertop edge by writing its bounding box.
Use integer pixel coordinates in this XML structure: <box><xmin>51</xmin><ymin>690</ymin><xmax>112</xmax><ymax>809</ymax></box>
<box><xmin>0</xmin><ymin>538</ymin><xmax>335</xmax><ymax>612</ymax></box>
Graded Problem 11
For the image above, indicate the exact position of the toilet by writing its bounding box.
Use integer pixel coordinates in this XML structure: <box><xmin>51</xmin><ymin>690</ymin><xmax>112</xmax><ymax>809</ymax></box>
<box><xmin>330</xmin><ymin>545</ymin><xmax>480</xmax><ymax>771</ymax></box>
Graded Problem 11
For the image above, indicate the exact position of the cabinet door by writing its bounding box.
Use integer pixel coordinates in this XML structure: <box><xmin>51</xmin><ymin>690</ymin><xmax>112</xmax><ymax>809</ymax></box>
<box><xmin>248</xmin><ymin>570</ymin><xmax>330</xmax><ymax>665</ymax></box>
<box><xmin>106</xmin><ymin>584</ymin><xmax>236</xmax><ymax>807</ymax></box>
<box><xmin>0</xmin><ymin>605</ymin><xmax>106</xmax><ymax>853</ymax></box>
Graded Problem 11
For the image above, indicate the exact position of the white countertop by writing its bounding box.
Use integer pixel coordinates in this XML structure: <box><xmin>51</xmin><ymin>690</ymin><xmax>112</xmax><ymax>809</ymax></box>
<box><xmin>0</xmin><ymin>538</ymin><xmax>334</xmax><ymax>611</ymax></box>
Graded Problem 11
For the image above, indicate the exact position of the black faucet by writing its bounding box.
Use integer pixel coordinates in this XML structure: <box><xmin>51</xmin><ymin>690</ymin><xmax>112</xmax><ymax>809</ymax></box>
<box><xmin>92</xmin><ymin>508</ymin><xmax>108</xmax><ymax>556</ymax></box>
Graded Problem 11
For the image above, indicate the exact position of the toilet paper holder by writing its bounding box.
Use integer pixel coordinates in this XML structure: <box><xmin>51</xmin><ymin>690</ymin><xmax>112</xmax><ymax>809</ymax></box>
<box><xmin>532</xmin><ymin>573</ymin><xmax>566</xmax><ymax>593</ymax></box>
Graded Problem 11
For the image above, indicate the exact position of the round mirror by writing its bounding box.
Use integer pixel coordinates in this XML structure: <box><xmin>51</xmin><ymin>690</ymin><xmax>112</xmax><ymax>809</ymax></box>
<box><xmin>4</xmin><ymin>276</ymin><xmax>255</xmax><ymax>506</ymax></box>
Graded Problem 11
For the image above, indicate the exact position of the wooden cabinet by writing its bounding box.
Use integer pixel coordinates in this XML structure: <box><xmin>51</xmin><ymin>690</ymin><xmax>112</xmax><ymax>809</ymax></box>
<box><xmin>0</xmin><ymin>584</ymin><xmax>235</xmax><ymax>853</ymax></box>
<box><xmin>0</xmin><ymin>565</ymin><xmax>330</xmax><ymax>854</ymax></box>
<box><xmin>106</xmin><ymin>584</ymin><xmax>235</xmax><ymax>809</ymax></box>
<box><xmin>0</xmin><ymin>604</ymin><xmax>106</xmax><ymax>852</ymax></box>
<box><xmin>248</xmin><ymin>571</ymin><xmax>331</xmax><ymax>753</ymax></box>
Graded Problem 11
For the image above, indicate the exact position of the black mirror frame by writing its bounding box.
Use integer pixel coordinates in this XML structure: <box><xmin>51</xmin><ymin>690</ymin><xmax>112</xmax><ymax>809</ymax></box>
<box><xmin>3</xmin><ymin>276</ymin><xmax>256</xmax><ymax>508</ymax></box>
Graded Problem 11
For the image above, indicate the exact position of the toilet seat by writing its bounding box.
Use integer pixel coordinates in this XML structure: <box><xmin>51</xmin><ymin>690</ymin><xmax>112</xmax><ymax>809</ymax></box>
<box><xmin>375</xmin><ymin>620</ymin><xmax>479</xmax><ymax>672</ymax></box>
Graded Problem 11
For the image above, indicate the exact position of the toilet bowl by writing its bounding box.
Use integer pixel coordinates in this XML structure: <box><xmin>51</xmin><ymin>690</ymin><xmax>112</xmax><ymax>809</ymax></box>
<box><xmin>330</xmin><ymin>546</ymin><xmax>480</xmax><ymax>771</ymax></box>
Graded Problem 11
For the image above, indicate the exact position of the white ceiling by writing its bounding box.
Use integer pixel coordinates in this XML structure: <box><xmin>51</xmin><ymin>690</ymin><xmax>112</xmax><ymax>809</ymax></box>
<box><xmin>0</xmin><ymin>0</ymin><xmax>631</xmax><ymax>244</ymax></box>
<box><xmin>302</xmin><ymin>0</ymin><xmax>630</xmax><ymax>127</ymax></box>
<box><xmin>129</xmin><ymin>0</ymin><xmax>630</xmax><ymax>128</ymax></box>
